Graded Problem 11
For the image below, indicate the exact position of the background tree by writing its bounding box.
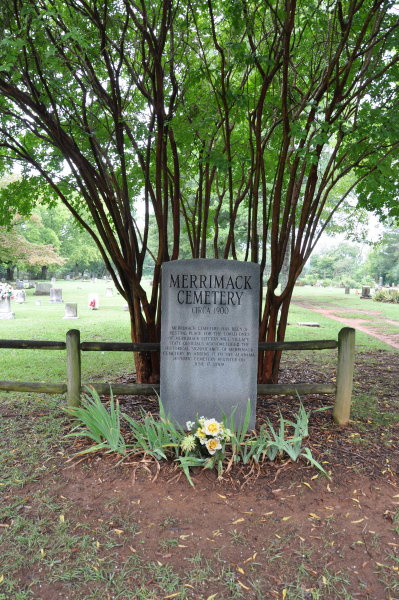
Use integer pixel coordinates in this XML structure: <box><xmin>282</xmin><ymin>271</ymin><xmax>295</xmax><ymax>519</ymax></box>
<box><xmin>364</xmin><ymin>228</ymin><xmax>399</xmax><ymax>284</ymax></box>
<box><xmin>0</xmin><ymin>220</ymin><xmax>66</xmax><ymax>279</ymax></box>
<box><xmin>304</xmin><ymin>242</ymin><xmax>365</xmax><ymax>284</ymax></box>
<box><xmin>0</xmin><ymin>1</ymin><xmax>398</xmax><ymax>383</ymax></box>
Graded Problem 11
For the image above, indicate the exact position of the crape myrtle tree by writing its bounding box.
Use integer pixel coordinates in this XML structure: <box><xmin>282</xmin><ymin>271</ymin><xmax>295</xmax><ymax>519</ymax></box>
<box><xmin>0</xmin><ymin>1</ymin><xmax>398</xmax><ymax>384</ymax></box>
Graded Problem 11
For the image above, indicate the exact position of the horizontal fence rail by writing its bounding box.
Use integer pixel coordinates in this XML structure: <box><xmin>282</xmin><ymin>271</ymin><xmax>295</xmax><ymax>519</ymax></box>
<box><xmin>1</xmin><ymin>339</ymin><xmax>338</xmax><ymax>352</ymax></box>
<box><xmin>0</xmin><ymin>327</ymin><xmax>355</xmax><ymax>425</ymax></box>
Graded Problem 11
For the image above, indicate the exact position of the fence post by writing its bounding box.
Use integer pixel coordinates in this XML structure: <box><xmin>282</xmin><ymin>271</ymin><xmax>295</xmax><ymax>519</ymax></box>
<box><xmin>66</xmin><ymin>329</ymin><xmax>81</xmax><ymax>408</ymax></box>
<box><xmin>333</xmin><ymin>327</ymin><xmax>355</xmax><ymax>425</ymax></box>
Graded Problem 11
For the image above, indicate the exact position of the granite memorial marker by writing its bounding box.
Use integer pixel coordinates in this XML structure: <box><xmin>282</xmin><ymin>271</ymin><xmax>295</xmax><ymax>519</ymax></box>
<box><xmin>63</xmin><ymin>303</ymin><xmax>78</xmax><ymax>319</ymax></box>
<box><xmin>88</xmin><ymin>293</ymin><xmax>99</xmax><ymax>309</ymax></box>
<box><xmin>34</xmin><ymin>282</ymin><xmax>52</xmax><ymax>296</ymax></box>
<box><xmin>0</xmin><ymin>297</ymin><xmax>15</xmax><ymax>319</ymax></box>
<box><xmin>49</xmin><ymin>288</ymin><xmax>63</xmax><ymax>303</ymax></box>
<box><xmin>161</xmin><ymin>259</ymin><xmax>260</xmax><ymax>429</ymax></box>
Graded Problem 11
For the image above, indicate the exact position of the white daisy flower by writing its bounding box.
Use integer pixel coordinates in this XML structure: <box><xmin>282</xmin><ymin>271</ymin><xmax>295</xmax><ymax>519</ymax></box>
<box><xmin>205</xmin><ymin>438</ymin><xmax>222</xmax><ymax>455</ymax></box>
<box><xmin>203</xmin><ymin>419</ymin><xmax>221</xmax><ymax>437</ymax></box>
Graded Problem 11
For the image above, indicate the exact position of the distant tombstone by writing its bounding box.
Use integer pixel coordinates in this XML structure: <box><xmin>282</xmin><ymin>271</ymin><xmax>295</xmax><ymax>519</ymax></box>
<box><xmin>379</xmin><ymin>276</ymin><xmax>383</xmax><ymax>286</ymax></box>
<box><xmin>88</xmin><ymin>293</ymin><xmax>99</xmax><ymax>310</ymax></box>
<box><xmin>35</xmin><ymin>300</ymin><xmax>41</xmax><ymax>306</ymax></box>
<box><xmin>345</xmin><ymin>286</ymin><xmax>350</xmax><ymax>294</ymax></box>
<box><xmin>0</xmin><ymin>278</ymin><xmax>5</xmax><ymax>283</ymax></box>
<box><xmin>361</xmin><ymin>286</ymin><xmax>371</xmax><ymax>299</ymax></box>
<box><xmin>123</xmin><ymin>304</ymin><xmax>129</xmax><ymax>311</ymax></box>
<box><xmin>0</xmin><ymin>297</ymin><xmax>15</xmax><ymax>319</ymax></box>
<box><xmin>65</xmin><ymin>275</ymin><xmax>71</xmax><ymax>281</ymax></box>
<box><xmin>15</xmin><ymin>280</ymin><xmax>24</xmax><ymax>290</ymax></box>
<box><xmin>63</xmin><ymin>303</ymin><xmax>78</xmax><ymax>319</ymax></box>
<box><xmin>161</xmin><ymin>259</ymin><xmax>260</xmax><ymax>429</ymax></box>
<box><xmin>15</xmin><ymin>289</ymin><xmax>26</xmax><ymax>303</ymax></box>
<box><xmin>51</xmin><ymin>277</ymin><xmax>56</xmax><ymax>283</ymax></box>
<box><xmin>49</xmin><ymin>288</ymin><xmax>63</xmax><ymax>303</ymax></box>
<box><xmin>105</xmin><ymin>287</ymin><xmax>113</xmax><ymax>297</ymax></box>
<box><xmin>34</xmin><ymin>283</ymin><xmax>52</xmax><ymax>296</ymax></box>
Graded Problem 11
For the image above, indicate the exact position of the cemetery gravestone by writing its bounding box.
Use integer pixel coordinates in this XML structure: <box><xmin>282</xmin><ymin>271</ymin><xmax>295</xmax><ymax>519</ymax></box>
<box><xmin>345</xmin><ymin>286</ymin><xmax>350</xmax><ymax>294</ymax></box>
<box><xmin>88</xmin><ymin>293</ymin><xmax>99</xmax><ymax>309</ymax></box>
<box><xmin>15</xmin><ymin>289</ymin><xmax>26</xmax><ymax>303</ymax></box>
<box><xmin>34</xmin><ymin>283</ymin><xmax>52</xmax><ymax>296</ymax></box>
<box><xmin>105</xmin><ymin>288</ymin><xmax>113</xmax><ymax>297</ymax></box>
<box><xmin>0</xmin><ymin>297</ymin><xmax>15</xmax><ymax>319</ymax></box>
<box><xmin>63</xmin><ymin>303</ymin><xmax>78</xmax><ymax>319</ymax></box>
<box><xmin>361</xmin><ymin>286</ymin><xmax>371</xmax><ymax>299</ymax></box>
<box><xmin>161</xmin><ymin>259</ymin><xmax>260</xmax><ymax>429</ymax></box>
<box><xmin>49</xmin><ymin>288</ymin><xmax>63</xmax><ymax>303</ymax></box>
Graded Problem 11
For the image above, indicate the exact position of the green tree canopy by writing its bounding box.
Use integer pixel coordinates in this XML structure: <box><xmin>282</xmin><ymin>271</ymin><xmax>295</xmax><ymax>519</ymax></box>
<box><xmin>0</xmin><ymin>0</ymin><xmax>398</xmax><ymax>382</ymax></box>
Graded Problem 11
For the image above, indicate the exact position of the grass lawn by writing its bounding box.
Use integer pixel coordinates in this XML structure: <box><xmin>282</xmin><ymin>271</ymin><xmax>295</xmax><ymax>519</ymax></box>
<box><xmin>0</xmin><ymin>284</ymin><xmax>398</xmax><ymax>599</ymax></box>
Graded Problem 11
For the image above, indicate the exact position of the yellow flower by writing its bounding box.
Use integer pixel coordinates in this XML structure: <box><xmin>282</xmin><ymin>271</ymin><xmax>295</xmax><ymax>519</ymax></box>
<box><xmin>203</xmin><ymin>419</ymin><xmax>221</xmax><ymax>436</ymax></box>
<box><xmin>206</xmin><ymin>438</ymin><xmax>222</xmax><ymax>455</ymax></box>
<box><xmin>196</xmin><ymin>427</ymin><xmax>206</xmax><ymax>438</ymax></box>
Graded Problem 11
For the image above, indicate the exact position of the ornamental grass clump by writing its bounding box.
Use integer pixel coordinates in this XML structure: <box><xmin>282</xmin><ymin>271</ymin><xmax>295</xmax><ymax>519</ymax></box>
<box><xmin>123</xmin><ymin>396</ymin><xmax>183</xmax><ymax>461</ymax></box>
<box><xmin>65</xmin><ymin>387</ymin><xmax>126</xmax><ymax>456</ymax></box>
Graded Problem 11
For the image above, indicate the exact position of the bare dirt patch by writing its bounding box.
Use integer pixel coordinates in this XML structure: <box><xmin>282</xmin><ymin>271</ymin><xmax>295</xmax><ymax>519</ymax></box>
<box><xmin>2</xmin><ymin>351</ymin><xmax>398</xmax><ymax>599</ymax></box>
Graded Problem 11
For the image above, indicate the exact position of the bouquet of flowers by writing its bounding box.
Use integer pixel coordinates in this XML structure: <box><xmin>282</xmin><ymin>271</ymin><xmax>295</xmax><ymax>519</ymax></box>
<box><xmin>0</xmin><ymin>283</ymin><xmax>14</xmax><ymax>301</ymax></box>
<box><xmin>181</xmin><ymin>416</ymin><xmax>232</xmax><ymax>458</ymax></box>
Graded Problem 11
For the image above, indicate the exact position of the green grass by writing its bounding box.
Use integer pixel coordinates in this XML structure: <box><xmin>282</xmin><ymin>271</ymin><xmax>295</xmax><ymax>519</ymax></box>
<box><xmin>0</xmin><ymin>279</ymin><xmax>136</xmax><ymax>383</ymax></box>
<box><xmin>284</xmin><ymin>286</ymin><xmax>399</xmax><ymax>352</ymax></box>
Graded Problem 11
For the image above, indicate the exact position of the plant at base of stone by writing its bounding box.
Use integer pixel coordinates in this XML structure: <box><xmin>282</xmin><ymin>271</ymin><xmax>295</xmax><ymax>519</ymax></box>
<box><xmin>0</xmin><ymin>282</ymin><xmax>14</xmax><ymax>300</ymax></box>
<box><xmin>123</xmin><ymin>395</ymin><xmax>183</xmax><ymax>461</ymax></box>
<box><xmin>177</xmin><ymin>414</ymin><xmax>233</xmax><ymax>484</ymax></box>
<box><xmin>65</xmin><ymin>387</ymin><xmax>126</xmax><ymax>456</ymax></box>
<box><xmin>265</xmin><ymin>403</ymin><xmax>328</xmax><ymax>476</ymax></box>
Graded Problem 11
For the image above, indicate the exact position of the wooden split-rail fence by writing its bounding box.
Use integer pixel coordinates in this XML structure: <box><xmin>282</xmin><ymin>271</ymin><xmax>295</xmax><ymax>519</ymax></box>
<box><xmin>0</xmin><ymin>327</ymin><xmax>355</xmax><ymax>425</ymax></box>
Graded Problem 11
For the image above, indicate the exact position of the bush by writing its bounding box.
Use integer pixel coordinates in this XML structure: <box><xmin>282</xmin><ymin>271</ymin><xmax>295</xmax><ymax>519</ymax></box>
<box><xmin>373</xmin><ymin>289</ymin><xmax>399</xmax><ymax>303</ymax></box>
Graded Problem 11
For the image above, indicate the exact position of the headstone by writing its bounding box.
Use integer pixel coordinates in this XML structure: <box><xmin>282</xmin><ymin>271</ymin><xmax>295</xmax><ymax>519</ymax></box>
<box><xmin>0</xmin><ymin>278</ymin><xmax>5</xmax><ymax>283</ymax></box>
<box><xmin>63</xmin><ymin>303</ymin><xmax>78</xmax><ymax>319</ymax></box>
<box><xmin>15</xmin><ymin>280</ymin><xmax>24</xmax><ymax>290</ymax></box>
<box><xmin>51</xmin><ymin>277</ymin><xmax>56</xmax><ymax>283</ymax></box>
<box><xmin>360</xmin><ymin>286</ymin><xmax>371</xmax><ymax>299</ymax></box>
<box><xmin>161</xmin><ymin>259</ymin><xmax>260</xmax><ymax>429</ymax></box>
<box><xmin>34</xmin><ymin>282</ymin><xmax>52</xmax><ymax>296</ymax></box>
<box><xmin>15</xmin><ymin>289</ymin><xmax>26</xmax><ymax>303</ymax></box>
<box><xmin>35</xmin><ymin>300</ymin><xmax>41</xmax><ymax>306</ymax></box>
<box><xmin>0</xmin><ymin>298</ymin><xmax>15</xmax><ymax>319</ymax></box>
<box><xmin>88</xmin><ymin>293</ymin><xmax>99</xmax><ymax>309</ymax></box>
<box><xmin>345</xmin><ymin>286</ymin><xmax>350</xmax><ymax>294</ymax></box>
<box><xmin>379</xmin><ymin>276</ymin><xmax>383</xmax><ymax>286</ymax></box>
<box><xmin>105</xmin><ymin>287</ymin><xmax>113</xmax><ymax>297</ymax></box>
<box><xmin>49</xmin><ymin>288</ymin><xmax>63</xmax><ymax>303</ymax></box>
<box><xmin>123</xmin><ymin>304</ymin><xmax>129</xmax><ymax>311</ymax></box>
<box><xmin>65</xmin><ymin>275</ymin><xmax>71</xmax><ymax>280</ymax></box>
